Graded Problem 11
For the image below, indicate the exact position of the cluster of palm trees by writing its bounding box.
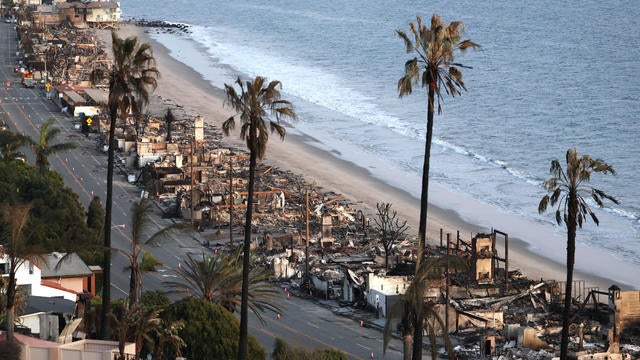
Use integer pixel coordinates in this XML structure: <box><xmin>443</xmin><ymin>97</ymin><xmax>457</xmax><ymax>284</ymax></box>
<box><xmin>388</xmin><ymin>13</ymin><xmax>618</xmax><ymax>360</ymax></box>
<box><xmin>0</xmin><ymin>118</ymin><xmax>75</xmax><ymax>172</ymax></box>
<box><xmin>92</xmin><ymin>31</ymin><xmax>295</xmax><ymax>359</ymax></box>
<box><xmin>74</xmin><ymin>12</ymin><xmax>618</xmax><ymax>360</ymax></box>
<box><xmin>91</xmin><ymin>31</ymin><xmax>160</xmax><ymax>340</ymax></box>
<box><xmin>0</xmin><ymin>117</ymin><xmax>75</xmax><ymax>343</ymax></box>
<box><xmin>0</xmin><ymin>203</ymin><xmax>45</xmax><ymax>343</ymax></box>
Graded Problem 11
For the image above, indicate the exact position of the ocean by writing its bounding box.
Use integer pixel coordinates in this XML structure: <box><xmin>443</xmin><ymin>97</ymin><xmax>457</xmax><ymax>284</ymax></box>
<box><xmin>119</xmin><ymin>0</ymin><xmax>640</xmax><ymax>288</ymax></box>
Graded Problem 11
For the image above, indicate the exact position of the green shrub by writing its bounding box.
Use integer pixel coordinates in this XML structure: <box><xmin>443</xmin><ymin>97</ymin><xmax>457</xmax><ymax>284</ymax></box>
<box><xmin>163</xmin><ymin>298</ymin><xmax>265</xmax><ymax>360</ymax></box>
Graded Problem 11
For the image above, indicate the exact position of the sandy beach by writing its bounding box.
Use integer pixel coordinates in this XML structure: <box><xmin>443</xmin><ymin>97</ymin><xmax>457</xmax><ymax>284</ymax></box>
<box><xmin>94</xmin><ymin>23</ymin><xmax>630</xmax><ymax>292</ymax></box>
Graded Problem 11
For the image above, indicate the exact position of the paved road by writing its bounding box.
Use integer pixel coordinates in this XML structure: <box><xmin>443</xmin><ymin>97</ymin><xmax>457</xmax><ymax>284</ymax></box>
<box><xmin>0</xmin><ymin>21</ymin><xmax>411</xmax><ymax>359</ymax></box>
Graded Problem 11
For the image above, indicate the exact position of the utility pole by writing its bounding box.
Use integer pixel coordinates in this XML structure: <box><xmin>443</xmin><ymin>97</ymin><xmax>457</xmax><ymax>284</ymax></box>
<box><xmin>190</xmin><ymin>140</ymin><xmax>195</xmax><ymax>226</ymax></box>
<box><xmin>305</xmin><ymin>189</ymin><xmax>310</xmax><ymax>290</ymax></box>
<box><xmin>446</xmin><ymin>233</ymin><xmax>451</xmax><ymax>334</ymax></box>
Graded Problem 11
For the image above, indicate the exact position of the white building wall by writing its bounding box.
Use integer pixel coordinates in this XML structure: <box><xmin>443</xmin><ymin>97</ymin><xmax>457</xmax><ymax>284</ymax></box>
<box><xmin>1</xmin><ymin>254</ymin><xmax>42</xmax><ymax>292</ymax></box>
<box><xmin>366</xmin><ymin>273</ymin><xmax>412</xmax><ymax>316</ymax></box>
<box><xmin>1</xmin><ymin>255</ymin><xmax>77</xmax><ymax>301</ymax></box>
<box><xmin>33</xmin><ymin>283</ymin><xmax>78</xmax><ymax>301</ymax></box>
<box><xmin>20</xmin><ymin>312</ymin><xmax>44</xmax><ymax>335</ymax></box>
<box><xmin>367</xmin><ymin>273</ymin><xmax>410</xmax><ymax>296</ymax></box>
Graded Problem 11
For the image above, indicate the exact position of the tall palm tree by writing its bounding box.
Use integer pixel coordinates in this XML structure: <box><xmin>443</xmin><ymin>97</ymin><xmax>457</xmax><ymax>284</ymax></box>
<box><xmin>538</xmin><ymin>148</ymin><xmax>618</xmax><ymax>359</ymax></box>
<box><xmin>25</xmin><ymin>118</ymin><xmax>75</xmax><ymax>174</ymax></box>
<box><xmin>165</xmin><ymin>248</ymin><xmax>281</xmax><ymax>324</ymax></box>
<box><xmin>91</xmin><ymin>31</ymin><xmax>159</xmax><ymax>339</ymax></box>
<box><xmin>0</xmin><ymin>203</ymin><xmax>45</xmax><ymax>342</ymax></box>
<box><xmin>396</xmin><ymin>15</ymin><xmax>478</xmax><ymax>359</ymax></box>
<box><xmin>222</xmin><ymin>75</ymin><xmax>296</xmax><ymax>359</ymax></box>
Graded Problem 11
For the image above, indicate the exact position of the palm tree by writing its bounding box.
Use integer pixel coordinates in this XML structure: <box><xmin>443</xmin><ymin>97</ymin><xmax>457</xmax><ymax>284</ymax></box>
<box><xmin>396</xmin><ymin>15</ymin><xmax>478</xmax><ymax>359</ymax></box>
<box><xmin>538</xmin><ymin>148</ymin><xmax>618</xmax><ymax>359</ymax></box>
<box><xmin>25</xmin><ymin>118</ymin><xmax>75</xmax><ymax>174</ymax></box>
<box><xmin>110</xmin><ymin>302</ymin><xmax>160</xmax><ymax>360</ymax></box>
<box><xmin>131</xmin><ymin>306</ymin><xmax>162</xmax><ymax>360</ymax></box>
<box><xmin>383</xmin><ymin>255</ymin><xmax>463</xmax><ymax>360</ymax></box>
<box><xmin>111</xmin><ymin>199</ymin><xmax>166</xmax><ymax>308</ymax></box>
<box><xmin>152</xmin><ymin>317</ymin><xmax>185</xmax><ymax>360</ymax></box>
<box><xmin>116</xmin><ymin>199</ymin><xmax>153</xmax><ymax>308</ymax></box>
<box><xmin>222</xmin><ymin>75</ymin><xmax>296</xmax><ymax>359</ymax></box>
<box><xmin>165</xmin><ymin>248</ymin><xmax>281</xmax><ymax>323</ymax></box>
<box><xmin>91</xmin><ymin>31</ymin><xmax>159</xmax><ymax>339</ymax></box>
<box><xmin>0</xmin><ymin>130</ymin><xmax>26</xmax><ymax>162</ymax></box>
<box><xmin>0</xmin><ymin>203</ymin><xmax>45</xmax><ymax>342</ymax></box>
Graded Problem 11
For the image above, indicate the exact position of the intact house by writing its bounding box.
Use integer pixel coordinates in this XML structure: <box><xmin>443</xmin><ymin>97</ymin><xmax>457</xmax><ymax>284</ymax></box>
<box><xmin>39</xmin><ymin>252</ymin><xmax>99</xmax><ymax>299</ymax></box>
<box><xmin>0</xmin><ymin>251</ymin><xmax>99</xmax><ymax>302</ymax></box>
<box><xmin>34</xmin><ymin>0</ymin><xmax>122</xmax><ymax>29</ymax></box>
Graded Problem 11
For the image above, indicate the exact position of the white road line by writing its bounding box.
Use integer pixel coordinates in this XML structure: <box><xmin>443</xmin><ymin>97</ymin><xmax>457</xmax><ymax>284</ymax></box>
<box><xmin>112</xmin><ymin>283</ymin><xmax>128</xmax><ymax>295</ymax></box>
<box><xmin>356</xmin><ymin>343</ymin><xmax>369</xmax><ymax>350</ymax></box>
<box><xmin>306</xmin><ymin>322</ymin><xmax>319</xmax><ymax>329</ymax></box>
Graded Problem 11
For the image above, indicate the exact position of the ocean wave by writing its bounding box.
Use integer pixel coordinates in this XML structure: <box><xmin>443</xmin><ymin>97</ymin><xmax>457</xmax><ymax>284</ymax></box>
<box><xmin>432</xmin><ymin>138</ymin><xmax>542</xmax><ymax>187</ymax></box>
<box><xmin>186</xmin><ymin>25</ymin><xmax>431</xmax><ymax>144</ymax></box>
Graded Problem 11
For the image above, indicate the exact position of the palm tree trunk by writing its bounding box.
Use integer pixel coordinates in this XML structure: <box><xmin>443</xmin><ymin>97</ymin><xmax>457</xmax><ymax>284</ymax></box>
<box><xmin>403</xmin><ymin>332</ymin><xmax>413</xmax><ymax>360</ymax></box>
<box><xmin>411</xmin><ymin>301</ymin><xmax>424</xmax><ymax>360</ymax></box>
<box><xmin>238</xmin><ymin>129</ymin><xmax>257</xmax><ymax>360</ymax></box>
<box><xmin>417</xmin><ymin>83</ymin><xmax>435</xmax><ymax>265</ymax></box>
<box><xmin>129</xmin><ymin>263</ymin><xmax>137</xmax><ymax>308</ymax></box>
<box><xmin>412</xmin><ymin>81</ymin><xmax>436</xmax><ymax>360</ymax></box>
<box><xmin>6</xmin><ymin>307</ymin><xmax>15</xmax><ymax>342</ymax></box>
<box><xmin>100</xmin><ymin>107</ymin><xmax>117</xmax><ymax>340</ymax></box>
<box><xmin>229</xmin><ymin>157</ymin><xmax>234</xmax><ymax>246</ymax></box>
<box><xmin>401</xmin><ymin>307</ymin><xmax>413</xmax><ymax>360</ymax></box>
<box><xmin>561</xmin><ymin>191</ymin><xmax>578</xmax><ymax>359</ymax></box>
<box><xmin>136</xmin><ymin>336</ymin><xmax>143</xmax><ymax>359</ymax></box>
<box><xmin>6</xmin><ymin>269</ymin><xmax>17</xmax><ymax>342</ymax></box>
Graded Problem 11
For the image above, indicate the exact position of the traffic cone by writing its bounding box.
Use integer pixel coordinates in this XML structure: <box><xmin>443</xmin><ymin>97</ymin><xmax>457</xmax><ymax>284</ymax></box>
<box><xmin>276</xmin><ymin>313</ymin><xmax>281</xmax><ymax>320</ymax></box>
<box><xmin>359</xmin><ymin>321</ymin><xmax>364</xmax><ymax>328</ymax></box>
<box><xmin>287</xmin><ymin>293</ymin><xmax>291</xmax><ymax>300</ymax></box>
<box><xmin>178</xmin><ymin>263</ymin><xmax>182</xmax><ymax>270</ymax></box>
<box><xmin>370</xmin><ymin>352</ymin><xmax>374</xmax><ymax>359</ymax></box>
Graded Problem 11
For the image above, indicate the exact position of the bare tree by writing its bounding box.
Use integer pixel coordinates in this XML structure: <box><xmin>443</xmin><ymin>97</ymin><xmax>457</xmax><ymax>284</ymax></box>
<box><xmin>373</xmin><ymin>203</ymin><xmax>409</xmax><ymax>269</ymax></box>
